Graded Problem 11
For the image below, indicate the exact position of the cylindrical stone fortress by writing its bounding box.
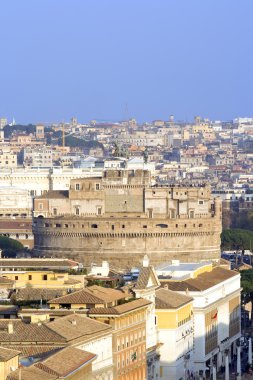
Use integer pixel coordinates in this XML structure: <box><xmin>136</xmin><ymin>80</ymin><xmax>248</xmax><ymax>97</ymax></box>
<box><xmin>32</xmin><ymin>170</ymin><xmax>222</xmax><ymax>268</ymax></box>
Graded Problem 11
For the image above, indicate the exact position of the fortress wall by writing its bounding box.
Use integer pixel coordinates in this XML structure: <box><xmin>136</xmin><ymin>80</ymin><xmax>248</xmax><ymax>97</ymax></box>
<box><xmin>33</xmin><ymin>214</ymin><xmax>221</xmax><ymax>268</ymax></box>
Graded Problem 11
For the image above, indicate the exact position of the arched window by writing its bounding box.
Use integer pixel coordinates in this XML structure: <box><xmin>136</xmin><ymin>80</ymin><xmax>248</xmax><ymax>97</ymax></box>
<box><xmin>156</xmin><ymin>224</ymin><xmax>168</xmax><ymax>228</ymax></box>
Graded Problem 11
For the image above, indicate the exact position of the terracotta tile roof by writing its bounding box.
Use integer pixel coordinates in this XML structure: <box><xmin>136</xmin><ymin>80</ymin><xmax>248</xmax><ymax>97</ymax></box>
<box><xmin>155</xmin><ymin>288</ymin><xmax>192</xmax><ymax>309</ymax></box>
<box><xmin>135</xmin><ymin>267</ymin><xmax>153</xmax><ymax>289</ymax></box>
<box><xmin>36</xmin><ymin>190</ymin><xmax>68</xmax><ymax>199</ymax></box>
<box><xmin>49</xmin><ymin>285</ymin><xmax>126</xmax><ymax>305</ymax></box>
<box><xmin>87</xmin><ymin>285</ymin><xmax>128</xmax><ymax>302</ymax></box>
<box><xmin>0</xmin><ymin>346</ymin><xmax>20</xmax><ymax>361</ymax></box>
<box><xmin>161</xmin><ymin>267</ymin><xmax>239</xmax><ymax>292</ymax></box>
<box><xmin>19</xmin><ymin>308</ymin><xmax>86</xmax><ymax>317</ymax></box>
<box><xmin>0</xmin><ymin>306</ymin><xmax>18</xmax><ymax>314</ymax></box>
<box><xmin>35</xmin><ymin>347</ymin><xmax>96</xmax><ymax>377</ymax></box>
<box><xmin>0</xmin><ymin>320</ymin><xmax>65</xmax><ymax>344</ymax></box>
<box><xmin>0</xmin><ymin>220</ymin><xmax>32</xmax><ymax>231</ymax></box>
<box><xmin>0</xmin><ymin>277</ymin><xmax>14</xmax><ymax>285</ymax></box>
<box><xmin>2</xmin><ymin>345</ymin><xmax>65</xmax><ymax>357</ymax></box>
<box><xmin>49</xmin><ymin>288</ymin><xmax>105</xmax><ymax>305</ymax></box>
<box><xmin>46</xmin><ymin>314</ymin><xmax>112</xmax><ymax>343</ymax></box>
<box><xmin>0</xmin><ymin>259</ymin><xmax>78</xmax><ymax>269</ymax></box>
<box><xmin>14</xmin><ymin>288</ymin><xmax>66</xmax><ymax>302</ymax></box>
<box><xmin>64</xmin><ymin>278</ymin><xmax>81</xmax><ymax>285</ymax></box>
<box><xmin>89</xmin><ymin>298</ymin><xmax>151</xmax><ymax>315</ymax></box>
<box><xmin>7</xmin><ymin>365</ymin><xmax>58</xmax><ymax>380</ymax></box>
<box><xmin>135</xmin><ymin>266</ymin><xmax>160</xmax><ymax>289</ymax></box>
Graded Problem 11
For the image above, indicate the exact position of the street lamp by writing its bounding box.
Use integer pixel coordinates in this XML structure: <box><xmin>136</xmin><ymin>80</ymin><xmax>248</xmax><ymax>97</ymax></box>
<box><xmin>184</xmin><ymin>353</ymin><xmax>190</xmax><ymax>380</ymax></box>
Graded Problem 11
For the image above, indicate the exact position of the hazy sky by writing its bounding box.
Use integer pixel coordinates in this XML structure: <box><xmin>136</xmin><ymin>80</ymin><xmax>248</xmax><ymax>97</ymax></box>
<box><xmin>1</xmin><ymin>0</ymin><xmax>253</xmax><ymax>124</ymax></box>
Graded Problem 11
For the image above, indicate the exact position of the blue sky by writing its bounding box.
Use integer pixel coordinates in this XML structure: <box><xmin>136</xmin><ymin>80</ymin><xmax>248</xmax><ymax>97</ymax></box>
<box><xmin>0</xmin><ymin>0</ymin><xmax>253</xmax><ymax>124</ymax></box>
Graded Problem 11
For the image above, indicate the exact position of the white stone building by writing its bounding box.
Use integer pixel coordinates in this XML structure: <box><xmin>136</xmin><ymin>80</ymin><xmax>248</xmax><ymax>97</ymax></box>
<box><xmin>134</xmin><ymin>257</ymin><xmax>161</xmax><ymax>380</ymax></box>
<box><xmin>158</xmin><ymin>261</ymin><xmax>241</xmax><ymax>379</ymax></box>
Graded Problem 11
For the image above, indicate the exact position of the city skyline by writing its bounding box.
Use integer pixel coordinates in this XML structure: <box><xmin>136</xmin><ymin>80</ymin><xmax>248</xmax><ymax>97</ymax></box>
<box><xmin>1</xmin><ymin>0</ymin><xmax>253</xmax><ymax>124</ymax></box>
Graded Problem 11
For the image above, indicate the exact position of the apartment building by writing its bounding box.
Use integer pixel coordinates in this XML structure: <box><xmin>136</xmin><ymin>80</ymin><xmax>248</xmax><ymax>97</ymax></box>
<box><xmin>48</xmin><ymin>285</ymin><xmax>150</xmax><ymax>379</ymax></box>
<box><xmin>157</xmin><ymin>261</ymin><xmax>241</xmax><ymax>378</ymax></box>
<box><xmin>155</xmin><ymin>288</ymin><xmax>194</xmax><ymax>379</ymax></box>
<box><xmin>0</xmin><ymin>150</ymin><xmax>17</xmax><ymax>168</ymax></box>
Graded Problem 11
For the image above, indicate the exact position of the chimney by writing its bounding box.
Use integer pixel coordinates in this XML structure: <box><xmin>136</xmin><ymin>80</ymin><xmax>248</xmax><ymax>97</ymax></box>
<box><xmin>185</xmin><ymin>288</ymin><xmax>189</xmax><ymax>296</ymax></box>
<box><xmin>163</xmin><ymin>284</ymin><xmax>168</xmax><ymax>290</ymax></box>
<box><xmin>143</xmin><ymin>255</ymin><xmax>149</xmax><ymax>268</ymax></box>
<box><xmin>71</xmin><ymin>320</ymin><xmax>77</xmax><ymax>326</ymax></box>
<box><xmin>8</xmin><ymin>322</ymin><xmax>13</xmax><ymax>334</ymax></box>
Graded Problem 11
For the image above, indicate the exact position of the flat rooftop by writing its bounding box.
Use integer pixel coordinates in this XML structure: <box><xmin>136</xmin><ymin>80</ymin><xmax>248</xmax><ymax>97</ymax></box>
<box><xmin>155</xmin><ymin>260</ymin><xmax>212</xmax><ymax>280</ymax></box>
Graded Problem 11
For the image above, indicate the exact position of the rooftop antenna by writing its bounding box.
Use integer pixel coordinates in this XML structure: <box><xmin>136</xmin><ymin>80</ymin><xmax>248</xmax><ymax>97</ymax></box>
<box><xmin>62</xmin><ymin>122</ymin><xmax>65</xmax><ymax>148</ymax></box>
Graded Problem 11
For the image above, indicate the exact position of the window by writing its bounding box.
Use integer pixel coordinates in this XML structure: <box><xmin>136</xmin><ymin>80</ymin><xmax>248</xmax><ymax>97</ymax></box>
<box><xmin>97</xmin><ymin>207</ymin><xmax>102</xmax><ymax>215</ymax></box>
<box><xmin>198</xmin><ymin>200</ymin><xmax>204</xmax><ymax>205</ymax></box>
<box><xmin>189</xmin><ymin>210</ymin><xmax>194</xmax><ymax>218</ymax></box>
<box><xmin>53</xmin><ymin>208</ymin><xmax>57</xmax><ymax>216</ymax></box>
<box><xmin>148</xmin><ymin>209</ymin><xmax>153</xmax><ymax>218</ymax></box>
<box><xmin>170</xmin><ymin>209</ymin><xmax>176</xmax><ymax>219</ymax></box>
<box><xmin>15</xmin><ymin>276</ymin><xmax>18</xmax><ymax>280</ymax></box>
<box><xmin>156</xmin><ymin>224</ymin><xmax>168</xmax><ymax>228</ymax></box>
<box><xmin>95</xmin><ymin>183</ymin><xmax>100</xmax><ymax>190</ymax></box>
<box><xmin>75</xmin><ymin>207</ymin><xmax>80</xmax><ymax>216</ymax></box>
<box><xmin>75</xmin><ymin>183</ymin><xmax>80</xmax><ymax>191</ymax></box>
<box><xmin>39</xmin><ymin>203</ymin><xmax>43</xmax><ymax>210</ymax></box>
<box><xmin>28</xmin><ymin>275</ymin><xmax>32</xmax><ymax>281</ymax></box>
<box><xmin>91</xmin><ymin>224</ymin><xmax>98</xmax><ymax>228</ymax></box>
<box><xmin>43</xmin><ymin>275</ymin><xmax>48</xmax><ymax>281</ymax></box>
<box><xmin>112</xmin><ymin>225</ymin><xmax>115</xmax><ymax>231</ymax></box>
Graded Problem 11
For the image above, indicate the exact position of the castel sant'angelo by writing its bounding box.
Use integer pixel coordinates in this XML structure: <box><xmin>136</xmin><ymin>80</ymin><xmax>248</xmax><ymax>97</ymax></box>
<box><xmin>33</xmin><ymin>170</ymin><xmax>222</xmax><ymax>268</ymax></box>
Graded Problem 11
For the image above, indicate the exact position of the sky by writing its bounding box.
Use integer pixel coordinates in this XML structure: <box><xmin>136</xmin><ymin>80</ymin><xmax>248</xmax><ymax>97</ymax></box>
<box><xmin>0</xmin><ymin>0</ymin><xmax>253</xmax><ymax>124</ymax></box>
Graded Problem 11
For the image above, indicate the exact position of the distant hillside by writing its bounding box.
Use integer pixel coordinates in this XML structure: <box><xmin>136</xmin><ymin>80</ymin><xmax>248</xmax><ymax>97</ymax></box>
<box><xmin>4</xmin><ymin>124</ymin><xmax>36</xmax><ymax>138</ymax></box>
<box><xmin>58</xmin><ymin>135</ymin><xmax>104</xmax><ymax>150</ymax></box>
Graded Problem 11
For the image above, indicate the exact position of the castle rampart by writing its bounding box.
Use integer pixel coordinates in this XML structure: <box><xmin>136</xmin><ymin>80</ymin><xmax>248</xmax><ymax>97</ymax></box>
<box><xmin>32</xmin><ymin>170</ymin><xmax>222</xmax><ymax>268</ymax></box>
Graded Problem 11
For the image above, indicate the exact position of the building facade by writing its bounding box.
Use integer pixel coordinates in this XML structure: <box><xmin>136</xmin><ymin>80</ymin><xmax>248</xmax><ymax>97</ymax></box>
<box><xmin>32</xmin><ymin>170</ymin><xmax>222</xmax><ymax>268</ymax></box>
<box><xmin>158</xmin><ymin>262</ymin><xmax>241</xmax><ymax>378</ymax></box>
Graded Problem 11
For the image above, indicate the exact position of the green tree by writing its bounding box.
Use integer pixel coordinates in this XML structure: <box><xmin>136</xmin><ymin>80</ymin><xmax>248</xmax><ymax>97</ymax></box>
<box><xmin>0</xmin><ymin>236</ymin><xmax>24</xmax><ymax>257</ymax></box>
<box><xmin>221</xmin><ymin>229</ymin><xmax>253</xmax><ymax>251</ymax></box>
<box><xmin>58</xmin><ymin>135</ymin><xmax>104</xmax><ymax>151</ymax></box>
<box><xmin>241</xmin><ymin>269</ymin><xmax>253</xmax><ymax>307</ymax></box>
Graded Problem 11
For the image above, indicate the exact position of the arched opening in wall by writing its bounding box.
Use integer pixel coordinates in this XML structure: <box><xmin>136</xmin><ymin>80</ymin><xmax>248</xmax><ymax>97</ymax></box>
<box><xmin>156</xmin><ymin>224</ymin><xmax>168</xmax><ymax>228</ymax></box>
<box><xmin>91</xmin><ymin>224</ymin><xmax>98</xmax><ymax>228</ymax></box>
<box><xmin>37</xmin><ymin>215</ymin><xmax>44</xmax><ymax>219</ymax></box>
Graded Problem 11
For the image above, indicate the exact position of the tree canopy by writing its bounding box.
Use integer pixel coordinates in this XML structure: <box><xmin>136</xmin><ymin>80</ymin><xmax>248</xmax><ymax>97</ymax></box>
<box><xmin>58</xmin><ymin>135</ymin><xmax>104</xmax><ymax>150</ymax></box>
<box><xmin>3</xmin><ymin>124</ymin><xmax>36</xmax><ymax>138</ymax></box>
<box><xmin>0</xmin><ymin>236</ymin><xmax>24</xmax><ymax>257</ymax></box>
<box><xmin>221</xmin><ymin>229</ymin><xmax>253</xmax><ymax>251</ymax></box>
<box><xmin>241</xmin><ymin>269</ymin><xmax>253</xmax><ymax>304</ymax></box>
